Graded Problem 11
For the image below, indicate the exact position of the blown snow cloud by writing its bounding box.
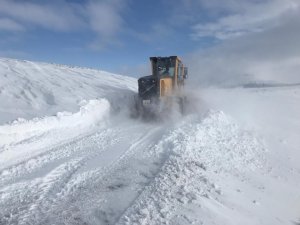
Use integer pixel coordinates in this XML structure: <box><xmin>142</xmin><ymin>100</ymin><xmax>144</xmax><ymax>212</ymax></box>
<box><xmin>184</xmin><ymin>0</ymin><xmax>300</xmax><ymax>86</ymax></box>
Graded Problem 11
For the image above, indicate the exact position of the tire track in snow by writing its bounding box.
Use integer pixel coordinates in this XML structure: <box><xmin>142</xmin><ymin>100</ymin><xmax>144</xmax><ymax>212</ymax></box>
<box><xmin>33</xmin><ymin>122</ymin><xmax>167</xmax><ymax>225</ymax></box>
<box><xmin>115</xmin><ymin>115</ymin><xmax>205</xmax><ymax>225</ymax></box>
<box><xmin>1</xmin><ymin>109</ymin><xmax>266</xmax><ymax>225</ymax></box>
<box><xmin>0</xmin><ymin>159</ymin><xmax>83</xmax><ymax>225</ymax></box>
<box><xmin>19</xmin><ymin>158</ymin><xmax>84</xmax><ymax>225</ymax></box>
<box><xmin>1</xmin><ymin>118</ymin><xmax>163</xmax><ymax>225</ymax></box>
<box><xmin>45</xmin><ymin>117</ymin><xmax>202</xmax><ymax>225</ymax></box>
<box><xmin>20</xmin><ymin>131</ymin><xmax>121</xmax><ymax>225</ymax></box>
<box><xmin>0</xmin><ymin>128</ymin><xmax>115</xmax><ymax>186</ymax></box>
<box><xmin>0</xmin><ymin>128</ymin><xmax>120</xmax><ymax>225</ymax></box>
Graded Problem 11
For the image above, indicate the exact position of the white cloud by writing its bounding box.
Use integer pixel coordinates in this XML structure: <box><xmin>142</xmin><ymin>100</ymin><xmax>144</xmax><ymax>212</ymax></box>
<box><xmin>0</xmin><ymin>0</ymin><xmax>85</xmax><ymax>31</ymax></box>
<box><xmin>86</xmin><ymin>0</ymin><xmax>127</xmax><ymax>50</ymax></box>
<box><xmin>0</xmin><ymin>0</ymin><xmax>128</xmax><ymax>49</ymax></box>
<box><xmin>0</xmin><ymin>18</ymin><xmax>24</xmax><ymax>31</ymax></box>
<box><xmin>191</xmin><ymin>0</ymin><xmax>300</xmax><ymax>40</ymax></box>
<box><xmin>87</xmin><ymin>0</ymin><xmax>124</xmax><ymax>38</ymax></box>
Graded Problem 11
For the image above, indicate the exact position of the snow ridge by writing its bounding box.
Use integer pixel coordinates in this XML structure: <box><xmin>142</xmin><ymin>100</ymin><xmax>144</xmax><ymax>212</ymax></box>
<box><xmin>117</xmin><ymin>111</ymin><xmax>266</xmax><ymax>224</ymax></box>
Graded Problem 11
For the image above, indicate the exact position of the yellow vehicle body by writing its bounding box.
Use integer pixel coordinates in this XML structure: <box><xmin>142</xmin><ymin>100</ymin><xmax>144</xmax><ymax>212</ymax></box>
<box><xmin>159</xmin><ymin>77</ymin><xmax>173</xmax><ymax>97</ymax></box>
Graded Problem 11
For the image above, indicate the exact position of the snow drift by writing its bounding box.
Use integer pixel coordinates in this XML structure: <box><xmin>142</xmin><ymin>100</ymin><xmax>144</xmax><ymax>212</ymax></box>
<box><xmin>0</xmin><ymin>99</ymin><xmax>110</xmax><ymax>148</ymax></box>
<box><xmin>117</xmin><ymin>111</ymin><xmax>265</xmax><ymax>224</ymax></box>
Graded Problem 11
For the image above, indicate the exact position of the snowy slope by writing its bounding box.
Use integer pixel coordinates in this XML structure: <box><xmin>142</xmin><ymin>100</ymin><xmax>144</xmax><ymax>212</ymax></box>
<box><xmin>0</xmin><ymin>58</ymin><xmax>300</xmax><ymax>225</ymax></box>
<box><xmin>0</xmin><ymin>58</ymin><xmax>136</xmax><ymax>124</ymax></box>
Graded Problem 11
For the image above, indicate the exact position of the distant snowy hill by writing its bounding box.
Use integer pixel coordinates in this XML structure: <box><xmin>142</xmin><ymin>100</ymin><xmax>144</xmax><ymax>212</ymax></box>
<box><xmin>0</xmin><ymin>58</ymin><xmax>136</xmax><ymax>124</ymax></box>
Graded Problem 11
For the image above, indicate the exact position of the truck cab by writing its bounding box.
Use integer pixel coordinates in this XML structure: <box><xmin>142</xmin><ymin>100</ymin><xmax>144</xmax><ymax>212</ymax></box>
<box><xmin>138</xmin><ymin>56</ymin><xmax>188</xmax><ymax>102</ymax></box>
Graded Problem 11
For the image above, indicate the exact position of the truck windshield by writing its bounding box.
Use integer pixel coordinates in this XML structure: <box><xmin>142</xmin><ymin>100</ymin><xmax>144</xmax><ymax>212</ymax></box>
<box><xmin>157</xmin><ymin>58</ymin><xmax>175</xmax><ymax>77</ymax></box>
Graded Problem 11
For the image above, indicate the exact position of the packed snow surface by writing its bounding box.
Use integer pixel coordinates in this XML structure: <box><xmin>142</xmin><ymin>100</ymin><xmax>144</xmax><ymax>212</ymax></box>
<box><xmin>0</xmin><ymin>58</ymin><xmax>299</xmax><ymax>225</ymax></box>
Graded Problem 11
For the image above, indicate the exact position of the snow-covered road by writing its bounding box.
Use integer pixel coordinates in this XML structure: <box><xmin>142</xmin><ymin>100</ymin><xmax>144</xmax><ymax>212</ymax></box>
<box><xmin>0</xmin><ymin>100</ymin><xmax>161</xmax><ymax>223</ymax></box>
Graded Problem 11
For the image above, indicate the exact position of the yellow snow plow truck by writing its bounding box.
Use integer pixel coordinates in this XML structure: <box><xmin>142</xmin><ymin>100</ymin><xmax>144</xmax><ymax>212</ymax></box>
<box><xmin>133</xmin><ymin>56</ymin><xmax>188</xmax><ymax>118</ymax></box>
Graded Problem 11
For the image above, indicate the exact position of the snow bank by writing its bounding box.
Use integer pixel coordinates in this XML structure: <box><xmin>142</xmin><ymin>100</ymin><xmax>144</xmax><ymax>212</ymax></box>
<box><xmin>117</xmin><ymin>111</ymin><xmax>266</xmax><ymax>224</ymax></box>
<box><xmin>0</xmin><ymin>99</ymin><xmax>110</xmax><ymax>147</ymax></box>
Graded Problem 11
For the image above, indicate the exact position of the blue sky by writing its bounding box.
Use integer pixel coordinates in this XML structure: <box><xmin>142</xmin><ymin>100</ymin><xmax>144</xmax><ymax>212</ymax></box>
<box><xmin>1</xmin><ymin>0</ymin><xmax>300</xmax><ymax>82</ymax></box>
<box><xmin>0</xmin><ymin>0</ymin><xmax>215</xmax><ymax>75</ymax></box>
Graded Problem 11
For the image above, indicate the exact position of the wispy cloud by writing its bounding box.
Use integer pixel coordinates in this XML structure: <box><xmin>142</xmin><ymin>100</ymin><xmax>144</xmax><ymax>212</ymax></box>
<box><xmin>191</xmin><ymin>0</ymin><xmax>300</xmax><ymax>40</ymax></box>
<box><xmin>87</xmin><ymin>0</ymin><xmax>125</xmax><ymax>38</ymax></box>
<box><xmin>0</xmin><ymin>0</ymin><xmax>128</xmax><ymax>49</ymax></box>
<box><xmin>163</xmin><ymin>0</ymin><xmax>299</xmax><ymax>40</ymax></box>
<box><xmin>0</xmin><ymin>0</ymin><xmax>85</xmax><ymax>31</ymax></box>
<box><xmin>0</xmin><ymin>18</ymin><xmax>24</xmax><ymax>31</ymax></box>
<box><xmin>86</xmin><ymin>0</ymin><xmax>128</xmax><ymax>50</ymax></box>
